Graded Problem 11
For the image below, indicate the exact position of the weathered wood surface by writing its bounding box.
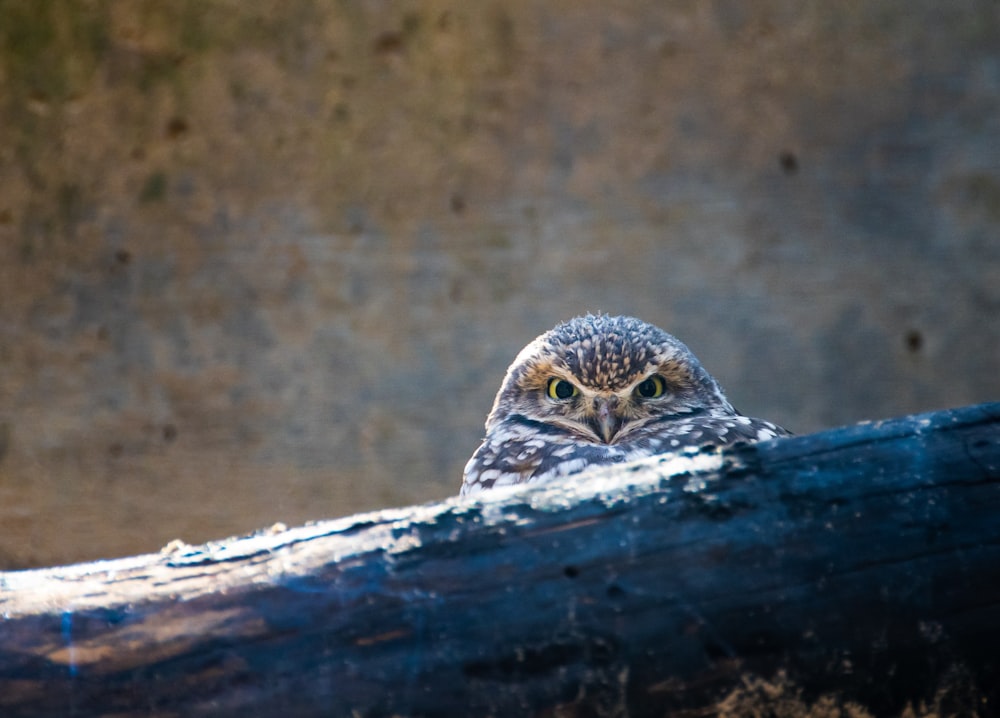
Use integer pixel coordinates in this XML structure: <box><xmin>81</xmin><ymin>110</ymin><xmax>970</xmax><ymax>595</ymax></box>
<box><xmin>1</xmin><ymin>402</ymin><xmax>999</xmax><ymax>717</ymax></box>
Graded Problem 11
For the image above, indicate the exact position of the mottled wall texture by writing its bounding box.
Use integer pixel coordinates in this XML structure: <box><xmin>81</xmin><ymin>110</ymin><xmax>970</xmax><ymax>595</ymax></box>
<box><xmin>1</xmin><ymin>2</ymin><xmax>998</xmax><ymax>568</ymax></box>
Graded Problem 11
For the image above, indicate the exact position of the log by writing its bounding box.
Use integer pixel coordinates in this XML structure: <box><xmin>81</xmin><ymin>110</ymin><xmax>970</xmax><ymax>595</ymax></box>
<box><xmin>1</xmin><ymin>402</ymin><xmax>999</xmax><ymax>717</ymax></box>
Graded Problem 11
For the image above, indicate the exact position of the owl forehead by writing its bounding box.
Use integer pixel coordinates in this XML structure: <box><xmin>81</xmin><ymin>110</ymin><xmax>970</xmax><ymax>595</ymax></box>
<box><xmin>555</xmin><ymin>333</ymin><xmax>658</xmax><ymax>389</ymax></box>
<box><xmin>511</xmin><ymin>316</ymin><xmax>686</xmax><ymax>391</ymax></box>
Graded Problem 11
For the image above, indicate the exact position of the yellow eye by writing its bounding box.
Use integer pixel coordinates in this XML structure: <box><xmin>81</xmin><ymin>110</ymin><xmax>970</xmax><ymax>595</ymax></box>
<box><xmin>547</xmin><ymin>378</ymin><xmax>579</xmax><ymax>400</ymax></box>
<box><xmin>634</xmin><ymin>375</ymin><xmax>666</xmax><ymax>399</ymax></box>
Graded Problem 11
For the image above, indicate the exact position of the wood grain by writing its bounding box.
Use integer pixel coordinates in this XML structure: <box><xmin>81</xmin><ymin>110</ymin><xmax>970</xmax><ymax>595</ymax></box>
<box><xmin>2</xmin><ymin>402</ymin><xmax>999</xmax><ymax>717</ymax></box>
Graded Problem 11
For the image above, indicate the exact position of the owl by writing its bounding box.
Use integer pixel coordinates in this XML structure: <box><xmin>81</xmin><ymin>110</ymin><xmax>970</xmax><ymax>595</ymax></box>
<box><xmin>461</xmin><ymin>314</ymin><xmax>790</xmax><ymax>495</ymax></box>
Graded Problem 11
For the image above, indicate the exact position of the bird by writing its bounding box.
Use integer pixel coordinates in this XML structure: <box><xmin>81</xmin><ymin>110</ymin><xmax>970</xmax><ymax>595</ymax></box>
<box><xmin>461</xmin><ymin>314</ymin><xmax>790</xmax><ymax>495</ymax></box>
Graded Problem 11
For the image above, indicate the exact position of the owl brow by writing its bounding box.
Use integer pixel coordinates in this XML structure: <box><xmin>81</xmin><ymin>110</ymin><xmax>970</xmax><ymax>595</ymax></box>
<box><xmin>518</xmin><ymin>362</ymin><xmax>576</xmax><ymax>389</ymax></box>
<box><xmin>622</xmin><ymin>369</ymin><xmax>659</xmax><ymax>390</ymax></box>
<box><xmin>655</xmin><ymin>361</ymin><xmax>693</xmax><ymax>388</ymax></box>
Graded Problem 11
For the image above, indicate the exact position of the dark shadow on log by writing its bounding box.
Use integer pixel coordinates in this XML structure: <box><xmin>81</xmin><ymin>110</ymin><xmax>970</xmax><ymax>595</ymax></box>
<box><xmin>1</xmin><ymin>402</ymin><xmax>999</xmax><ymax>717</ymax></box>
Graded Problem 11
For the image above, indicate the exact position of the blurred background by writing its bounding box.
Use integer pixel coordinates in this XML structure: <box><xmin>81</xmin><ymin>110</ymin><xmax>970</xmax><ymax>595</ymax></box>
<box><xmin>1</xmin><ymin>2</ymin><xmax>997</xmax><ymax>568</ymax></box>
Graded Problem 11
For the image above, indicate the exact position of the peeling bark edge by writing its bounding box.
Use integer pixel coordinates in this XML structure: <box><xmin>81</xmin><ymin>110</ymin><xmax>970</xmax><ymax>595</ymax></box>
<box><xmin>1</xmin><ymin>402</ymin><xmax>999</xmax><ymax>717</ymax></box>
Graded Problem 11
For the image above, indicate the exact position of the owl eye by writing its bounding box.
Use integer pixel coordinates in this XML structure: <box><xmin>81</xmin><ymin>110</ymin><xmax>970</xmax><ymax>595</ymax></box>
<box><xmin>546</xmin><ymin>378</ymin><xmax>579</xmax><ymax>401</ymax></box>
<box><xmin>634</xmin><ymin>375</ymin><xmax>666</xmax><ymax>399</ymax></box>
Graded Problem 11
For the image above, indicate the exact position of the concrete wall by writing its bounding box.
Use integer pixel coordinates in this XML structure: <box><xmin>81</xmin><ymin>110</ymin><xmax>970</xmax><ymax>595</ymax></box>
<box><xmin>1</xmin><ymin>1</ymin><xmax>998</xmax><ymax>567</ymax></box>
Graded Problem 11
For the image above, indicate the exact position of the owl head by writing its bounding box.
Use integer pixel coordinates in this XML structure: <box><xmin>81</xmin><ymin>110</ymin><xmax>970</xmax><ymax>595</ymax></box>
<box><xmin>484</xmin><ymin>314</ymin><xmax>735</xmax><ymax>446</ymax></box>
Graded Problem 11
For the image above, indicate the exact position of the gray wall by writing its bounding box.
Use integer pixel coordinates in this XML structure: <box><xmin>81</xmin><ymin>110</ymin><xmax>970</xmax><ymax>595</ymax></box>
<box><xmin>1</xmin><ymin>2</ymin><xmax>998</xmax><ymax>567</ymax></box>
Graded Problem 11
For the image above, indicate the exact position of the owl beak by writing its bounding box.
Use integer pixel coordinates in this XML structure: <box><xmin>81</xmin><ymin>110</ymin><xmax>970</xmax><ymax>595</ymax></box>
<box><xmin>592</xmin><ymin>396</ymin><xmax>623</xmax><ymax>444</ymax></box>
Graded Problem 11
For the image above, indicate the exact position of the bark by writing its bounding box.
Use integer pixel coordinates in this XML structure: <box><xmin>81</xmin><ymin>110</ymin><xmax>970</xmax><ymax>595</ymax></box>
<box><xmin>2</xmin><ymin>402</ymin><xmax>999</xmax><ymax>717</ymax></box>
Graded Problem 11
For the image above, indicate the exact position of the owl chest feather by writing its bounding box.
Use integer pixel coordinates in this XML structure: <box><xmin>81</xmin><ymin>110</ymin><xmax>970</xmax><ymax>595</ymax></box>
<box><xmin>461</xmin><ymin>412</ymin><xmax>787</xmax><ymax>495</ymax></box>
<box><xmin>463</xmin><ymin>420</ymin><xmax>665</xmax><ymax>494</ymax></box>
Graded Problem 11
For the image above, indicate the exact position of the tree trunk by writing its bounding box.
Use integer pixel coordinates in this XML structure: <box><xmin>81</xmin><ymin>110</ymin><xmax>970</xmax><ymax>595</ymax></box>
<box><xmin>2</xmin><ymin>402</ymin><xmax>999</xmax><ymax>717</ymax></box>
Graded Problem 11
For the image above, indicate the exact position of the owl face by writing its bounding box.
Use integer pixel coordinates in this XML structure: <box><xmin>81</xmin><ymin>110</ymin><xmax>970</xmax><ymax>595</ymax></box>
<box><xmin>485</xmin><ymin>314</ymin><xmax>732</xmax><ymax>446</ymax></box>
